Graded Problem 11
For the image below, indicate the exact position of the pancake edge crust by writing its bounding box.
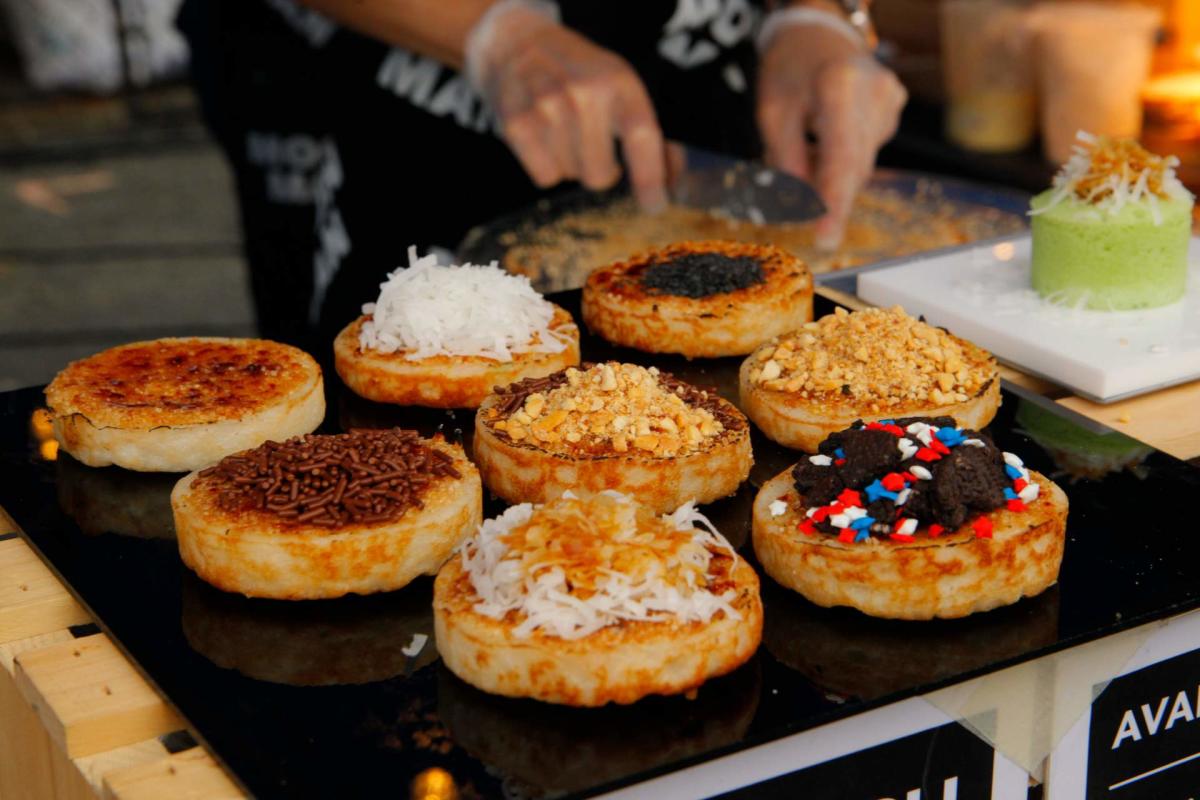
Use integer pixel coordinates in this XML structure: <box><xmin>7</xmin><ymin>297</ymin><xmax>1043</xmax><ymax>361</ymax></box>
<box><xmin>172</xmin><ymin>443</ymin><xmax>482</xmax><ymax>600</ymax></box>
<box><xmin>433</xmin><ymin>554</ymin><xmax>763</xmax><ymax>706</ymax></box>
<box><xmin>48</xmin><ymin>339</ymin><xmax>326</xmax><ymax>473</ymax></box>
<box><xmin>333</xmin><ymin>306</ymin><xmax>581</xmax><ymax>408</ymax></box>
<box><xmin>751</xmin><ymin>466</ymin><xmax>1067</xmax><ymax>620</ymax></box>
<box><xmin>472</xmin><ymin>402</ymin><xmax>753</xmax><ymax>515</ymax></box>
<box><xmin>738</xmin><ymin>359</ymin><xmax>1001</xmax><ymax>453</ymax></box>
<box><xmin>52</xmin><ymin>374</ymin><xmax>325</xmax><ymax>473</ymax></box>
<box><xmin>581</xmin><ymin>244</ymin><xmax>813</xmax><ymax>358</ymax></box>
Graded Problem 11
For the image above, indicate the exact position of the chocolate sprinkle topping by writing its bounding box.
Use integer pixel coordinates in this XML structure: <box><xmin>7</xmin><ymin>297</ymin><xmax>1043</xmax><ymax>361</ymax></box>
<box><xmin>640</xmin><ymin>253</ymin><xmax>765</xmax><ymax>298</ymax></box>
<box><xmin>198</xmin><ymin>428</ymin><xmax>460</xmax><ymax>528</ymax></box>
<box><xmin>492</xmin><ymin>368</ymin><xmax>577</xmax><ymax>416</ymax></box>
<box><xmin>657</xmin><ymin>372</ymin><xmax>745</xmax><ymax>431</ymax></box>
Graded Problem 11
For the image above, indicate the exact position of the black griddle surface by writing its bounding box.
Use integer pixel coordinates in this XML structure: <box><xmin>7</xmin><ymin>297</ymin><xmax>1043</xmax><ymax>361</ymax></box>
<box><xmin>3</xmin><ymin>292</ymin><xmax>1200</xmax><ymax>798</ymax></box>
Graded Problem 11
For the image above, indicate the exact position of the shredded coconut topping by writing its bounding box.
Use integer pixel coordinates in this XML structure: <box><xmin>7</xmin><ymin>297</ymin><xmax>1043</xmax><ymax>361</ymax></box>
<box><xmin>359</xmin><ymin>247</ymin><xmax>569</xmax><ymax>361</ymax></box>
<box><xmin>460</xmin><ymin>492</ymin><xmax>742</xmax><ymax>640</ymax></box>
<box><xmin>1030</xmin><ymin>131</ymin><xmax>1190</xmax><ymax>224</ymax></box>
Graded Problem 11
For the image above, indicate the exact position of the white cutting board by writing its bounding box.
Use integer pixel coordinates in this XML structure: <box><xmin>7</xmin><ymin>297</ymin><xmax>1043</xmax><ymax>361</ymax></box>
<box><xmin>856</xmin><ymin>235</ymin><xmax>1200</xmax><ymax>402</ymax></box>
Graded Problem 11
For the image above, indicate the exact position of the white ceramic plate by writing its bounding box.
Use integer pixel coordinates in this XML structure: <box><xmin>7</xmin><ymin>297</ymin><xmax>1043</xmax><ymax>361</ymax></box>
<box><xmin>856</xmin><ymin>234</ymin><xmax>1200</xmax><ymax>403</ymax></box>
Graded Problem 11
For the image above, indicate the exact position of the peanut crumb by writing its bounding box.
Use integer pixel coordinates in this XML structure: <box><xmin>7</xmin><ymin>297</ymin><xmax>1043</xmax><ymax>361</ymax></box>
<box><xmin>491</xmin><ymin>362</ymin><xmax>728</xmax><ymax>457</ymax></box>
<box><xmin>749</xmin><ymin>306</ymin><xmax>995</xmax><ymax>407</ymax></box>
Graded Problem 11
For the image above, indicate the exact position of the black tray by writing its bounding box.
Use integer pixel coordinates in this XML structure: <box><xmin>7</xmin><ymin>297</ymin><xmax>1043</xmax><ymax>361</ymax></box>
<box><xmin>3</xmin><ymin>292</ymin><xmax>1200</xmax><ymax>799</ymax></box>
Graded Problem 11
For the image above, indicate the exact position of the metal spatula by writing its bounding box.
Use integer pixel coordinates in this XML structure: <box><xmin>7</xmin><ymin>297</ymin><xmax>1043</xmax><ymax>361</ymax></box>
<box><xmin>667</xmin><ymin>143</ymin><xmax>827</xmax><ymax>224</ymax></box>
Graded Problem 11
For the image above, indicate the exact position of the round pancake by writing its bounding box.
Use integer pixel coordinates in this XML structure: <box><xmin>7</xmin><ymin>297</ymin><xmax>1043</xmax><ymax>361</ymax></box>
<box><xmin>173</xmin><ymin>434</ymin><xmax>481</xmax><ymax>600</ymax></box>
<box><xmin>333</xmin><ymin>305</ymin><xmax>580</xmax><ymax>408</ymax></box>
<box><xmin>473</xmin><ymin>365</ymin><xmax>753</xmax><ymax>514</ymax></box>
<box><xmin>752</xmin><ymin>466</ymin><xmax>1067</xmax><ymax>619</ymax></box>
<box><xmin>434</xmin><ymin>497</ymin><xmax>762</xmax><ymax>707</ymax></box>
<box><xmin>582</xmin><ymin>240</ymin><xmax>813</xmax><ymax>358</ymax></box>
<box><xmin>739</xmin><ymin>308</ymin><xmax>1000</xmax><ymax>452</ymax></box>
<box><xmin>46</xmin><ymin>337</ymin><xmax>324</xmax><ymax>472</ymax></box>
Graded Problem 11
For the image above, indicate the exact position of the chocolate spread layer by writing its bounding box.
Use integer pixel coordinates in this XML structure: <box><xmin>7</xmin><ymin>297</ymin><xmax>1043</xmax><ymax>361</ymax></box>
<box><xmin>792</xmin><ymin>416</ymin><xmax>1010</xmax><ymax>535</ymax></box>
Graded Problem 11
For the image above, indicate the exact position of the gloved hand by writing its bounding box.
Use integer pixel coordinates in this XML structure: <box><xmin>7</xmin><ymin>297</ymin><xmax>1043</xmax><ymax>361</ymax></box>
<box><xmin>465</xmin><ymin>0</ymin><xmax>668</xmax><ymax>211</ymax></box>
<box><xmin>757</xmin><ymin>10</ymin><xmax>907</xmax><ymax>250</ymax></box>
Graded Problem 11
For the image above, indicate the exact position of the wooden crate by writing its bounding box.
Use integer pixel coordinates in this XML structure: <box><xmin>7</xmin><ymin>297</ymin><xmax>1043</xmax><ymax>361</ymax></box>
<box><xmin>0</xmin><ymin>509</ymin><xmax>244</xmax><ymax>800</ymax></box>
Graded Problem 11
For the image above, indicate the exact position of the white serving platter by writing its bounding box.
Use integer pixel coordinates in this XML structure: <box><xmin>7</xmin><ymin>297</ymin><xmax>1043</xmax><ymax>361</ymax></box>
<box><xmin>855</xmin><ymin>234</ymin><xmax>1200</xmax><ymax>403</ymax></box>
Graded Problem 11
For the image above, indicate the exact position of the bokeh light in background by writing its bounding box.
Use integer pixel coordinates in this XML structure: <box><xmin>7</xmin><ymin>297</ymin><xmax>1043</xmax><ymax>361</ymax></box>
<box><xmin>30</xmin><ymin>409</ymin><xmax>57</xmax><ymax>461</ymax></box>
<box><xmin>411</xmin><ymin>767</ymin><xmax>458</xmax><ymax>800</ymax></box>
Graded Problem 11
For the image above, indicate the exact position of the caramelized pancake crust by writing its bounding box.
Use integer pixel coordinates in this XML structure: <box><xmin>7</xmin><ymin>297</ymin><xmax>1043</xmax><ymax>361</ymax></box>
<box><xmin>46</xmin><ymin>337</ymin><xmax>325</xmax><ymax>472</ymax></box>
<box><xmin>46</xmin><ymin>338</ymin><xmax>315</xmax><ymax>428</ymax></box>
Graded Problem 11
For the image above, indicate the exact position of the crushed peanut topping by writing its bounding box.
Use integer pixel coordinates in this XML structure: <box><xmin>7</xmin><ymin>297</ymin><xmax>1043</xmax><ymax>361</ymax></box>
<box><xmin>747</xmin><ymin>306</ymin><xmax>995</xmax><ymax>412</ymax></box>
<box><xmin>485</xmin><ymin>362</ymin><xmax>734</xmax><ymax>458</ymax></box>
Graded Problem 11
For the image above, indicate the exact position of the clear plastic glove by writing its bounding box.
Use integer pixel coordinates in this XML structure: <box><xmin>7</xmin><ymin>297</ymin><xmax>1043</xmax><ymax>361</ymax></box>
<box><xmin>757</xmin><ymin>16</ymin><xmax>907</xmax><ymax>250</ymax></box>
<box><xmin>465</xmin><ymin>0</ymin><xmax>667</xmax><ymax>211</ymax></box>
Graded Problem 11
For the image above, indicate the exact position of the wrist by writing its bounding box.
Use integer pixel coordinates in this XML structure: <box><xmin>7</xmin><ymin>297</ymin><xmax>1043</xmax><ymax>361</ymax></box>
<box><xmin>464</xmin><ymin>0</ymin><xmax>560</xmax><ymax>90</ymax></box>
<box><xmin>756</xmin><ymin>5</ymin><xmax>870</xmax><ymax>54</ymax></box>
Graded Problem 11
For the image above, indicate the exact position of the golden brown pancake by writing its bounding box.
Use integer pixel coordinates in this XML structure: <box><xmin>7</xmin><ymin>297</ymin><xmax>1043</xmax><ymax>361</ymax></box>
<box><xmin>740</xmin><ymin>307</ymin><xmax>1000</xmax><ymax>452</ymax></box>
<box><xmin>46</xmin><ymin>337</ymin><xmax>324</xmax><ymax>472</ymax></box>
<box><xmin>582</xmin><ymin>241</ymin><xmax>813</xmax><ymax>358</ymax></box>
<box><xmin>334</xmin><ymin>305</ymin><xmax>580</xmax><ymax>408</ymax></box>
<box><xmin>473</xmin><ymin>363</ymin><xmax>752</xmax><ymax>514</ymax></box>
<box><xmin>173</xmin><ymin>429</ymin><xmax>481</xmax><ymax>600</ymax></box>
<box><xmin>434</xmin><ymin>492</ymin><xmax>762</xmax><ymax>706</ymax></box>
<box><xmin>753</xmin><ymin>465</ymin><xmax>1067</xmax><ymax>620</ymax></box>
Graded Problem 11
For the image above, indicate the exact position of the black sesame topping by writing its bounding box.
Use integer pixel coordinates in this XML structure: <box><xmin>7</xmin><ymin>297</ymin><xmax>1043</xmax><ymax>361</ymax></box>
<box><xmin>640</xmin><ymin>253</ymin><xmax>765</xmax><ymax>299</ymax></box>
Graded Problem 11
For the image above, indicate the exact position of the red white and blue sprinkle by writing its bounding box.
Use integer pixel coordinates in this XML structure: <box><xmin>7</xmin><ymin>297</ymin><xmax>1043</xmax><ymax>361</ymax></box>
<box><xmin>794</xmin><ymin>419</ymin><xmax>1041</xmax><ymax>545</ymax></box>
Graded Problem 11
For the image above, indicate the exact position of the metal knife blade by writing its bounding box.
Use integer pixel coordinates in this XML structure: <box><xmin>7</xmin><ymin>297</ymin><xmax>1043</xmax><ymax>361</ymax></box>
<box><xmin>666</xmin><ymin>143</ymin><xmax>826</xmax><ymax>224</ymax></box>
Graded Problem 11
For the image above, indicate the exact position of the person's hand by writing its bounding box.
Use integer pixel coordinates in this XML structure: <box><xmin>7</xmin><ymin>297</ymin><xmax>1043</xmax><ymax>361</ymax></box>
<box><xmin>757</xmin><ymin>17</ymin><xmax>907</xmax><ymax>250</ymax></box>
<box><xmin>465</xmin><ymin>1</ymin><xmax>667</xmax><ymax>211</ymax></box>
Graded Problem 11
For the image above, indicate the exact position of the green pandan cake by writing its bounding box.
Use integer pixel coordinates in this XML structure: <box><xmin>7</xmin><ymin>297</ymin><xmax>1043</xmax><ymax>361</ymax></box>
<box><xmin>1030</xmin><ymin>133</ymin><xmax>1193</xmax><ymax>310</ymax></box>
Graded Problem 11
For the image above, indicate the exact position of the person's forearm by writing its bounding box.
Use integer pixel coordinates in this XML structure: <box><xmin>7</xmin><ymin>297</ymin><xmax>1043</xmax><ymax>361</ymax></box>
<box><xmin>295</xmin><ymin>0</ymin><xmax>494</xmax><ymax>68</ymax></box>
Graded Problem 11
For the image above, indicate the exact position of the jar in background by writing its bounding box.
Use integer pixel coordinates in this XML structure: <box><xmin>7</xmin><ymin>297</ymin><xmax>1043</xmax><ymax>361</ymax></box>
<box><xmin>1031</xmin><ymin>2</ymin><xmax>1161</xmax><ymax>164</ymax></box>
<box><xmin>941</xmin><ymin>0</ymin><xmax>1037</xmax><ymax>154</ymax></box>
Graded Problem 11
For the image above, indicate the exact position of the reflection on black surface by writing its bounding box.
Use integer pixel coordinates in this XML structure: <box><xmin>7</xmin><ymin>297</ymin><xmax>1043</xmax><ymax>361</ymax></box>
<box><xmin>763</xmin><ymin>579</ymin><xmax>1060</xmax><ymax>702</ymax></box>
<box><xmin>182</xmin><ymin>575</ymin><xmax>437</xmax><ymax>686</ymax></box>
<box><xmin>55</xmin><ymin>454</ymin><xmax>180</xmax><ymax>539</ymax></box>
<box><xmin>338</xmin><ymin>392</ymin><xmax>477</xmax><ymax>468</ymax></box>
<box><xmin>3</xmin><ymin>289</ymin><xmax>1200</xmax><ymax>799</ymax></box>
<box><xmin>437</xmin><ymin>660</ymin><xmax>760</xmax><ymax>799</ymax></box>
<box><xmin>1015</xmin><ymin>399</ymin><xmax>1152</xmax><ymax>483</ymax></box>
